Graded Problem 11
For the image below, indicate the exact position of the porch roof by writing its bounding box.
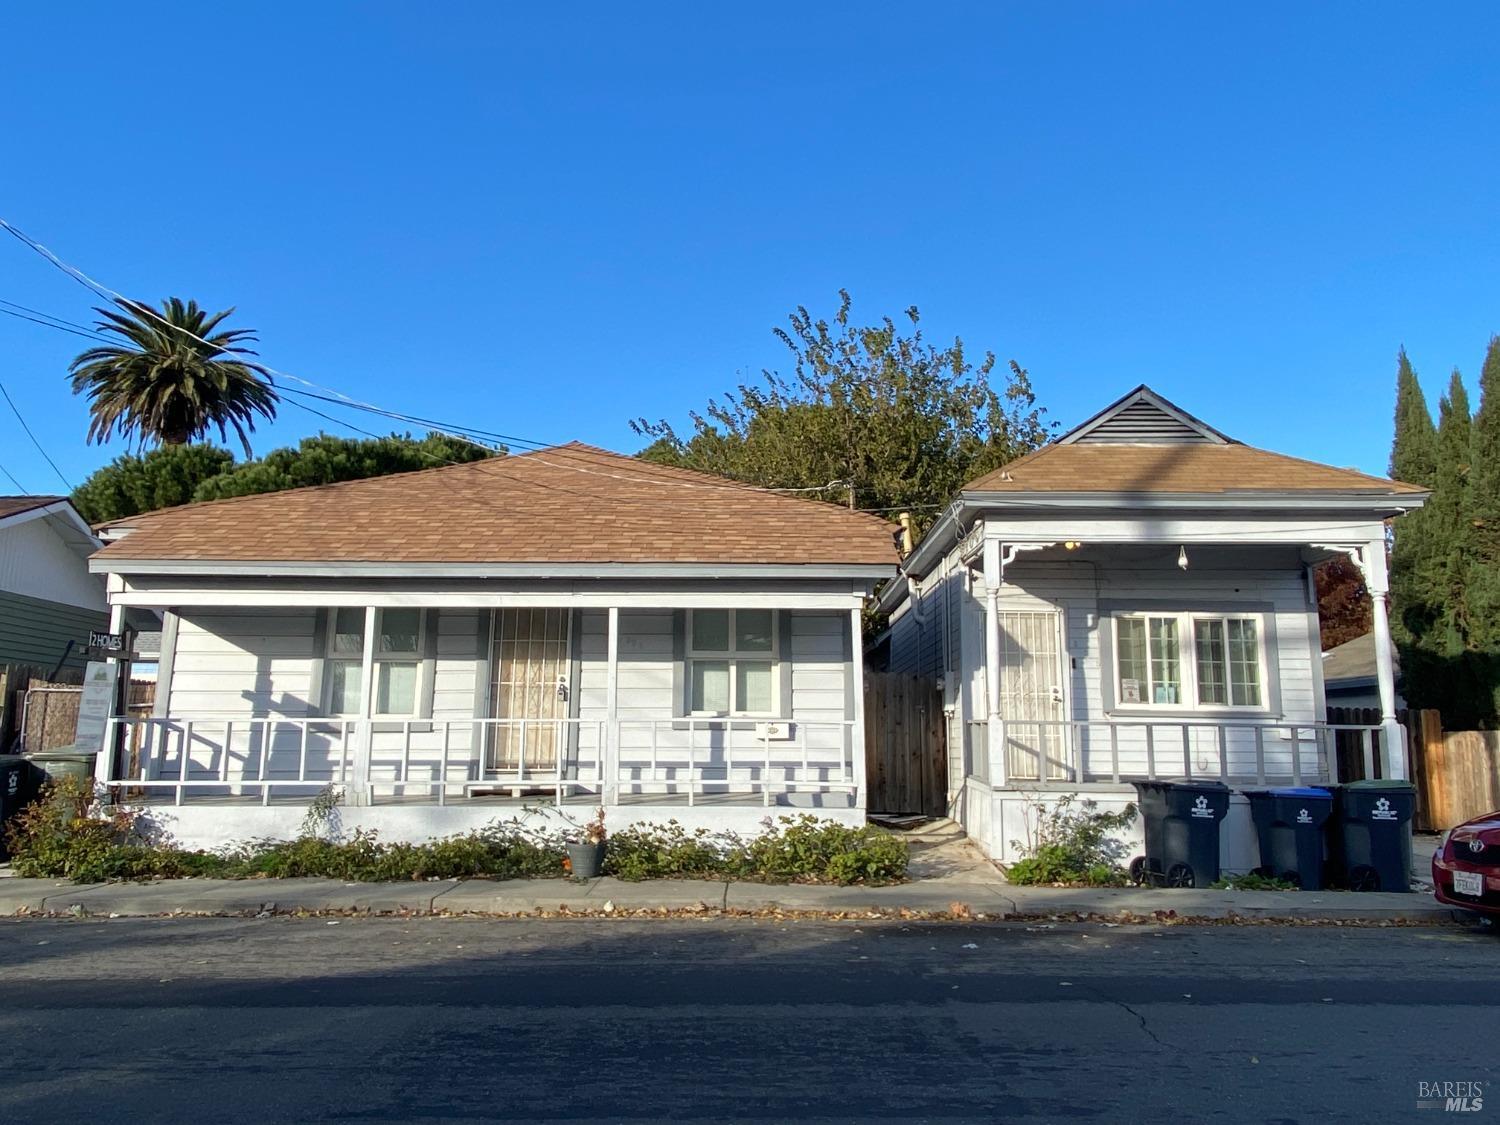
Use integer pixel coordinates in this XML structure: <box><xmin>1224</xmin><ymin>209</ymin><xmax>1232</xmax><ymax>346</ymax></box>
<box><xmin>90</xmin><ymin>443</ymin><xmax>898</xmax><ymax>573</ymax></box>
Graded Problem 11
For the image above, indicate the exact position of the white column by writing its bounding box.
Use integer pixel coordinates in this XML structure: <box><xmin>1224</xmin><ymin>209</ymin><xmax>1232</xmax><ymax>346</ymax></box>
<box><xmin>604</xmin><ymin>606</ymin><xmax>620</xmax><ymax>805</ymax></box>
<box><xmin>1364</xmin><ymin>541</ymin><xmax>1406</xmax><ymax>780</ymax></box>
<box><xmin>350</xmin><ymin>606</ymin><xmax>378</xmax><ymax>806</ymax></box>
<box><xmin>850</xmin><ymin>606</ymin><xmax>868</xmax><ymax>811</ymax></box>
<box><xmin>982</xmin><ymin>538</ymin><xmax>1007</xmax><ymax>787</ymax></box>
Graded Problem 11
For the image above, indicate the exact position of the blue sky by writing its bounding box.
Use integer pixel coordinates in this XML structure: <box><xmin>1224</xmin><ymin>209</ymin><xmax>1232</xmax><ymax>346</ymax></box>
<box><xmin>1</xmin><ymin>3</ymin><xmax>1497</xmax><ymax>494</ymax></box>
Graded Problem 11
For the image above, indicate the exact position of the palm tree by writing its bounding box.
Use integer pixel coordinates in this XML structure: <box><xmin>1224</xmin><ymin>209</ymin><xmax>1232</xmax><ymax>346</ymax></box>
<box><xmin>69</xmin><ymin>297</ymin><xmax>279</xmax><ymax>455</ymax></box>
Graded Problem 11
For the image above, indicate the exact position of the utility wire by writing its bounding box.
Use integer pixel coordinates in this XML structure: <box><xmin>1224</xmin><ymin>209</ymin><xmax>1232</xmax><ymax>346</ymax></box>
<box><xmin>0</xmin><ymin>219</ymin><xmax>878</xmax><ymax>508</ymax></box>
<box><xmin>0</xmin><ymin>456</ymin><xmax>28</xmax><ymax>493</ymax></box>
<box><xmin>0</xmin><ymin>379</ymin><xmax>72</xmax><ymax>490</ymax></box>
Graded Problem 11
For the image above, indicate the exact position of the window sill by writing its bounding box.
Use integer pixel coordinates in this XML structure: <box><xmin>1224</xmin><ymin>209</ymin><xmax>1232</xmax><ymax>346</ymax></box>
<box><xmin>1105</xmin><ymin>708</ymin><xmax>1279</xmax><ymax>723</ymax></box>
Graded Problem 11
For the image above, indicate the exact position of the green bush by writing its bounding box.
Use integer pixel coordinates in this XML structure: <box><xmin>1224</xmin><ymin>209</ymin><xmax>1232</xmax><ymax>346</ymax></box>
<box><xmin>8</xmin><ymin>785</ymin><xmax>905</xmax><ymax>887</ymax></box>
<box><xmin>605</xmin><ymin>815</ymin><xmax>908</xmax><ymax>885</ymax></box>
<box><xmin>1004</xmin><ymin>795</ymin><xmax>1136</xmax><ymax>887</ymax></box>
<box><xmin>1211</xmin><ymin>872</ymin><xmax>1297</xmax><ymax>891</ymax></box>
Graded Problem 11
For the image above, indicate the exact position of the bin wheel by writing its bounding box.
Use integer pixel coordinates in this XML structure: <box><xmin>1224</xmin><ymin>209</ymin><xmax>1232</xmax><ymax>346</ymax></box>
<box><xmin>1166</xmin><ymin>863</ymin><xmax>1195</xmax><ymax>888</ymax></box>
<box><xmin>1278</xmin><ymin>870</ymin><xmax>1303</xmax><ymax>889</ymax></box>
<box><xmin>1128</xmin><ymin>857</ymin><xmax>1147</xmax><ymax>886</ymax></box>
<box><xmin>1347</xmin><ymin>865</ymin><xmax>1381</xmax><ymax>892</ymax></box>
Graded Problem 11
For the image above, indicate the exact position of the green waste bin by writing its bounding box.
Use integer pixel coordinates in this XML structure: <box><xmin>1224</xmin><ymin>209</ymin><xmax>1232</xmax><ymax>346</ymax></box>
<box><xmin>24</xmin><ymin>750</ymin><xmax>98</xmax><ymax>787</ymax></box>
<box><xmin>0</xmin><ymin>755</ymin><xmax>41</xmax><ymax>861</ymax></box>
<box><xmin>1328</xmin><ymin>779</ymin><xmax>1415</xmax><ymax>892</ymax></box>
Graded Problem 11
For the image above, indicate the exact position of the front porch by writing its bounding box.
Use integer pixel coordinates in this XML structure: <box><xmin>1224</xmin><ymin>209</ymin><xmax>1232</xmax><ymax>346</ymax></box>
<box><xmin>97</xmin><ymin>596</ymin><xmax>873</xmax><ymax>848</ymax></box>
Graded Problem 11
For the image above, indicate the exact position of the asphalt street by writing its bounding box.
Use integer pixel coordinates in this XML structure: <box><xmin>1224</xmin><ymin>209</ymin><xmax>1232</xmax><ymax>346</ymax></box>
<box><xmin>0</xmin><ymin>915</ymin><xmax>1495</xmax><ymax>1123</ymax></box>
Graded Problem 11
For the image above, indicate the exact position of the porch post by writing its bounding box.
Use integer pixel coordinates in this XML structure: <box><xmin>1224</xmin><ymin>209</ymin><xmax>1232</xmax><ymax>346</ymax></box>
<box><xmin>850</xmin><ymin>606</ymin><xmax>867</xmax><ymax>810</ymax></box>
<box><xmin>604</xmin><ymin>606</ymin><xmax>619</xmax><ymax>805</ymax></box>
<box><xmin>349</xmin><ymin>606</ymin><xmax>378</xmax><ymax>806</ymax></box>
<box><xmin>95</xmin><ymin>585</ymin><xmax>129</xmax><ymax>797</ymax></box>
<box><xmin>1364</xmin><ymin>540</ymin><xmax>1406</xmax><ymax>780</ymax></box>
<box><xmin>982</xmin><ymin>538</ymin><xmax>1007</xmax><ymax>787</ymax></box>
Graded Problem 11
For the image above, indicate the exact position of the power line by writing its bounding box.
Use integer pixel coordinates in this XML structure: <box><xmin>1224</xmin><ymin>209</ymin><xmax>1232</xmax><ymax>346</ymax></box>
<box><xmin>0</xmin><ymin>379</ymin><xmax>72</xmax><ymax>490</ymax></box>
<box><xmin>0</xmin><ymin>220</ymin><xmax>881</xmax><ymax>508</ymax></box>
<box><xmin>0</xmin><ymin>456</ymin><xmax>28</xmax><ymax>494</ymax></box>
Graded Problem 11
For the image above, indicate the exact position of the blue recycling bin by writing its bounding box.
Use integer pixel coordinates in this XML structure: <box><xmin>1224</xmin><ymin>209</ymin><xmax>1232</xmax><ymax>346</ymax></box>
<box><xmin>1243</xmin><ymin>786</ymin><xmax>1334</xmax><ymax>889</ymax></box>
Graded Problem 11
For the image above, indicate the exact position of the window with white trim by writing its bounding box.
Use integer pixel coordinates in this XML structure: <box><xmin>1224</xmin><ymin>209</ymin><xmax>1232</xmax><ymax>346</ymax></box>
<box><xmin>686</xmin><ymin>609</ymin><xmax>777</xmax><ymax>716</ymax></box>
<box><xmin>323</xmin><ymin>607</ymin><xmax>424</xmax><ymax>716</ymax></box>
<box><xmin>1114</xmin><ymin>613</ymin><xmax>1264</xmax><ymax>711</ymax></box>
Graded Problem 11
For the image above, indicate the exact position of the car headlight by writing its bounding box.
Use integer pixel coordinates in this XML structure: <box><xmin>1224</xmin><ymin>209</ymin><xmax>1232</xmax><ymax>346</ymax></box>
<box><xmin>1434</xmin><ymin>830</ymin><xmax>1451</xmax><ymax>858</ymax></box>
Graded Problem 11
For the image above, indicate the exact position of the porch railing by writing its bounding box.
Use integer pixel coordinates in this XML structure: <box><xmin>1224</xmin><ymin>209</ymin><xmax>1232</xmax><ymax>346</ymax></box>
<box><xmin>101</xmin><ymin>715</ymin><xmax>858</xmax><ymax>807</ymax></box>
<box><xmin>988</xmin><ymin>718</ymin><xmax>1386</xmax><ymax>788</ymax></box>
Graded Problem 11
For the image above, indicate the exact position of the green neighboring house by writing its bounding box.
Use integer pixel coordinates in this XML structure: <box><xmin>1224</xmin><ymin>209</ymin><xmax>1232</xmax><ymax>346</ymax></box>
<box><xmin>0</xmin><ymin>496</ymin><xmax>108</xmax><ymax>673</ymax></box>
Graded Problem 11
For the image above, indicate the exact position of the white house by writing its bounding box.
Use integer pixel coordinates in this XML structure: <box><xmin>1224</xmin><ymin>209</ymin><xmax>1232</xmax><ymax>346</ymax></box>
<box><xmin>879</xmin><ymin>386</ymin><xmax>1427</xmax><ymax>870</ymax></box>
<box><xmin>0</xmin><ymin>496</ymin><xmax>107</xmax><ymax>671</ymax></box>
<box><xmin>89</xmin><ymin>444</ymin><xmax>897</xmax><ymax>848</ymax></box>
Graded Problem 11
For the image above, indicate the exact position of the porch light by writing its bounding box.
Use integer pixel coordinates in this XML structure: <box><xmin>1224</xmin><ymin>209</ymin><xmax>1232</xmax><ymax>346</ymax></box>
<box><xmin>1177</xmin><ymin>545</ymin><xmax>1189</xmax><ymax>571</ymax></box>
<box><xmin>1063</xmin><ymin>541</ymin><xmax>1082</xmax><ymax>551</ymax></box>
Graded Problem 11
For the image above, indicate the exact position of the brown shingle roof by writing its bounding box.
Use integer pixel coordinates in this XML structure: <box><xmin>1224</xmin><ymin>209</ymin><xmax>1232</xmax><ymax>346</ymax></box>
<box><xmin>0</xmin><ymin>496</ymin><xmax>66</xmax><ymax>520</ymax></box>
<box><xmin>94</xmin><ymin>444</ymin><xmax>898</xmax><ymax>568</ymax></box>
<box><xmin>964</xmin><ymin>442</ymin><xmax>1426</xmax><ymax>496</ymax></box>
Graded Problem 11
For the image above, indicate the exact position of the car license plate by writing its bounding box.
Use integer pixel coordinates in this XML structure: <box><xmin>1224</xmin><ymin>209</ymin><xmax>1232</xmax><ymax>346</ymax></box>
<box><xmin>1453</xmin><ymin>870</ymin><xmax>1485</xmax><ymax>897</ymax></box>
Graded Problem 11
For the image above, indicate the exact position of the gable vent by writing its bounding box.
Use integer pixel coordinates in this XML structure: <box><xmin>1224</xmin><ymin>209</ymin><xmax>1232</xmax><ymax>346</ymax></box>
<box><xmin>1072</xmin><ymin>398</ymin><xmax>1218</xmax><ymax>444</ymax></box>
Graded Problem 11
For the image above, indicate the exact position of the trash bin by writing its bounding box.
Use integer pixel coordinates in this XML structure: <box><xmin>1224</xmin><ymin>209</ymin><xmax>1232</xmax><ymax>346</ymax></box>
<box><xmin>1328</xmin><ymin>779</ymin><xmax>1415</xmax><ymax>892</ymax></box>
<box><xmin>24</xmin><ymin>750</ymin><xmax>98</xmax><ymax>788</ymax></box>
<box><xmin>1129</xmin><ymin>779</ymin><xmax>1231</xmax><ymax>888</ymax></box>
<box><xmin>1243</xmin><ymin>787</ymin><xmax>1334</xmax><ymax>889</ymax></box>
<box><xmin>0</xmin><ymin>755</ymin><xmax>41</xmax><ymax>861</ymax></box>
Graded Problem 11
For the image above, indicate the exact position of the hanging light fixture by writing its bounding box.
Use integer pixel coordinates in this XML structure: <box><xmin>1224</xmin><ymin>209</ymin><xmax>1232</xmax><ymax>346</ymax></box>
<box><xmin>1177</xmin><ymin>545</ymin><xmax>1189</xmax><ymax>571</ymax></box>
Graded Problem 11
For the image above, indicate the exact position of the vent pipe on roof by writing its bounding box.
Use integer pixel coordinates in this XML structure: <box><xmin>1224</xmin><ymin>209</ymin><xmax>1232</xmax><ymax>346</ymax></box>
<box><xmin>897</xmin><ymin>512</ymin><xmax>915</xmax><ymax>557</ymax></box>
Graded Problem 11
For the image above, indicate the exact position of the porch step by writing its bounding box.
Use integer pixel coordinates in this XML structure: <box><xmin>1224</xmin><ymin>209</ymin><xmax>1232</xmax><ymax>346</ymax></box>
<box><xmin>872</xmin><ymin>815</ymin><xmax>966</xmax><ymax>844</ymax></box>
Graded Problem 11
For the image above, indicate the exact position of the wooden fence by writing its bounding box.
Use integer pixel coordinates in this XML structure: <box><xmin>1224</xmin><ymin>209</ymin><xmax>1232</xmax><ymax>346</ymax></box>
<box><xmin>864</xmin><ymin>673</ymin><xmax>946</xmax><ymax>817</ymax></box>
<box><xmin>1</xmin><ymin>662</ymin><xmax>154</xmax><ymax>754</ymax></box>
<box><xmin>1405</xmin><ymin>710</ymin><xmax>1500</xmax><ymax>831</ymax></box>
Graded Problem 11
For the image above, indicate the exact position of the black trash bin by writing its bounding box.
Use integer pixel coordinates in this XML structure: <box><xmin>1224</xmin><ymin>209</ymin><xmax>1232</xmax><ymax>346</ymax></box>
<box><xmin>1130</xmin><ymin>779</ymin><xmax>1231</xmax><ymax>888</ymax></box>
<box><xmin>0</xmin><ymin>754</ymin><xmax>40</xmax><ymax>862</ymax></box>
<box><xmin>1328</xmin><ymin>779</ymin><xmax>1415</xmax><ymax>892</ymax></box>
<box><xmin>1243</xmin><ymin>787</ymin><xmax>1334</xmax><ymax>889</ymax></box>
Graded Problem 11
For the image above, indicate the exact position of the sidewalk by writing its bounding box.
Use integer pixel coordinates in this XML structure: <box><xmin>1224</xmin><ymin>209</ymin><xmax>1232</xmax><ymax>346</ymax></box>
<box><xmin>0</xmin><ymin>874</ymin><xmax>1465</xmax><ymax>923</ymax></box>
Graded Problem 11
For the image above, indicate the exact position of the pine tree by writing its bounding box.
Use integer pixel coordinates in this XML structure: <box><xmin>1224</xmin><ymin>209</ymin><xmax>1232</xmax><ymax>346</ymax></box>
<box><xmin>1465</xmin><ymin>336</ymin><xmax>1500</xmax><ymax>650</ymax></box>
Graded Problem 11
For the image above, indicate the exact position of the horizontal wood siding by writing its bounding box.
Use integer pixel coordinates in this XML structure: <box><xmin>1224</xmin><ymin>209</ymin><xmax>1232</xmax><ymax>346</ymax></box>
<box><xmin>0</xmin><ymin>515</ymin><xmax>106</xmax><ymax>611</ymax></box>
<box><xmin>0</xmin><ymin>591</ymin><xmax>110</xmax><ymax>671</ymax></box>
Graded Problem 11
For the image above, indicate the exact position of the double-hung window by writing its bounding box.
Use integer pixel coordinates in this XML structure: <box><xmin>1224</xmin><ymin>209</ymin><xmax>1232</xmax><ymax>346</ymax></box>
<box><xmin>1114</xmin><ymin>613</ymin><xmax>1264</xmax><ymax>711</ymax></box>
<box><xmin>687</xmin><ymin>609</ymin><xmax>777</xmax><ymax>716</ymax></box>
<box><xmin>323</xmin><ymin>608</ymin><xmax>424</xmax><ymax>716</ymax></box>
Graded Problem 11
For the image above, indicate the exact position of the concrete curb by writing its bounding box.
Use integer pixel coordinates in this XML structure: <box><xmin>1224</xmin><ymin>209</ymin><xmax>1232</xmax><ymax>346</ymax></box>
<box><xmin>0</xmin><ymin>876</ymin><xmax>1472</xmax><ymax>923</ymax></box>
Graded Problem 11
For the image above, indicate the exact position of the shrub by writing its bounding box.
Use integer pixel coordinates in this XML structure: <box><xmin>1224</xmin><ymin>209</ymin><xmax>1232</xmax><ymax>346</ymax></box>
<box><xmin>1004</xmin><ymin>795</ymin><xmax>1136</xmax><ymax>887</ymax></box>
<box><xmin>1211</xmin><ymin>872</ymin><xmax>1297</xmax><ymax>891</ymax></box>
<box><xmin>605</xmin><ymin>815</ymin><xmax>909</xmax><ymax>885</ymax></box>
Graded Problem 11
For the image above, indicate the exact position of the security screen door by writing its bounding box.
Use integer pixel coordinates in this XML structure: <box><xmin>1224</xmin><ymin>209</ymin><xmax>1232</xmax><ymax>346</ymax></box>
<box><xmin>488</xmin><ymin>608</ymin><xmax>571</xmax><ymax>772</ymax></box>
<box><xmin>998</xmin><ymin>610</ymin><xmax>1070</xmax><ymax>781</ymax></box>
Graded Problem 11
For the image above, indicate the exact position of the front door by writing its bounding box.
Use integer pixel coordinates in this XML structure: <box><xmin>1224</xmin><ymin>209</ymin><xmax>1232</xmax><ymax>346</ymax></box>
<box><xmin>997</xmin><ymin>610</ymin><xmax>1069</xmax><ymax>781</ymax></box>
<box><xmin>488</xmin><ymin>608</ymin><xmax>571</xmax><ymax>773</ymax></box>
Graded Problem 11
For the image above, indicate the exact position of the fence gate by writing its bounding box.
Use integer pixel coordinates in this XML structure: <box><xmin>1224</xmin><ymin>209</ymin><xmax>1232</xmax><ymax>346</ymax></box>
<box><xmin>864</xmin><ymin>673</ymin><xmax>946</xmax><ymax>817</ymax></box>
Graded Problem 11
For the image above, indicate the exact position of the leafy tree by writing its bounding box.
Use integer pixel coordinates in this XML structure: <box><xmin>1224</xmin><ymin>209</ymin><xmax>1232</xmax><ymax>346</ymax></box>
<box><xmin>192</xmin><ymin>432</ymin><xmax>495</xmax><ymax>501</ymax></box>
<box><xmin>1314</xmin><ymin>556</ymin><xmax>1370</xmax><ymax>651</ymax></box>
<box><xmin>71</xmin><ymin>432</ymin><xmax>498</xmax><ymax>523</ymax></box>
<box><xmin>633</xmin><ymin>291</ymin><xmax>1050</xmax><ymax>528</ymax></box>
<box><xmin>68</xmin><ymin>297</ymin><xmax>278</xmax><ymax>455</ymax></box>
<box><xmin>70</xmin><ymin>444</ymin><xmax>237</xmax><ymax>524</ymax></box>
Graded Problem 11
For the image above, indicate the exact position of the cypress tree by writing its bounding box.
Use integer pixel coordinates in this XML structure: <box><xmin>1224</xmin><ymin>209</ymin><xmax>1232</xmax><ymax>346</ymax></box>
<box><xmin>1466</xmin><ymin>336</ymin><xmax>1500</xmax><ymax>650</ymax></box>
<box><xmin>1390</xmin><ymin>347</ymin><xmax>1438</xmax><ymax>485</ymax></box>
<box><xmin>1429</xmin><ymin>369</ymin><xmax>1473</xmax><ymax>652</ymax></box>
<box><xmin>1389</xmin><ymin>350</ymin><xmax>1439</xmax><ymax>649</ymax></box>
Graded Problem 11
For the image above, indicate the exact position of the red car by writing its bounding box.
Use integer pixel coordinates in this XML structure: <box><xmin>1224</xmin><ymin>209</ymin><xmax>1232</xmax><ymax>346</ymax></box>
<box><xmin>1433</xmin><ymin>811</ymin><xmax>1500</xmax><ymax>917</ymax></box>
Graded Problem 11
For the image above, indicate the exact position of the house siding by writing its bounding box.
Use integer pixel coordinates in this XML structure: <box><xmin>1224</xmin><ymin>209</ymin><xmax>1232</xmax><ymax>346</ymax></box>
<box><xmin>0</xmin><ymin>590</ymin><xmax>109</xmax><ymax>671</ymax></box>
<box><xmin>0</xmin><ymin>514</ymin><xmax>106</xmax><ymax>612</ymax></box>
